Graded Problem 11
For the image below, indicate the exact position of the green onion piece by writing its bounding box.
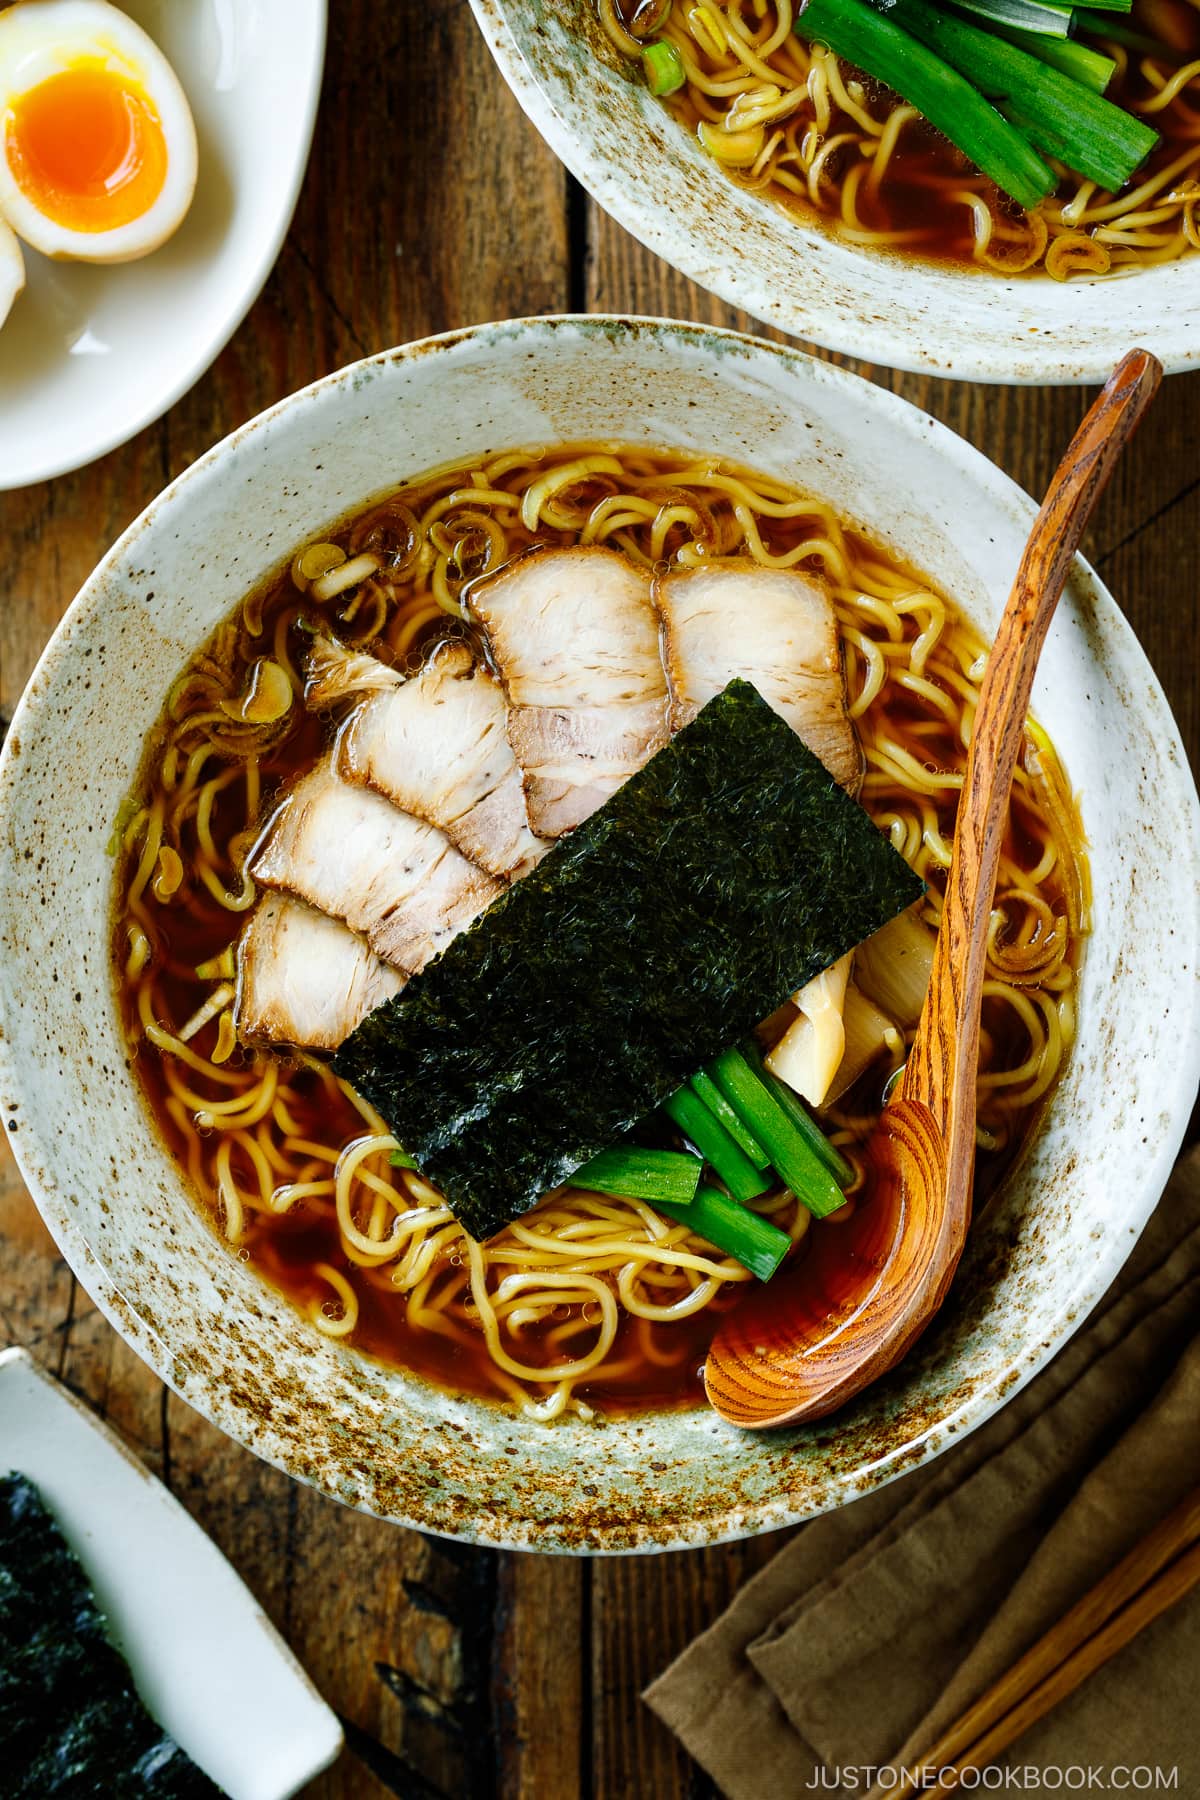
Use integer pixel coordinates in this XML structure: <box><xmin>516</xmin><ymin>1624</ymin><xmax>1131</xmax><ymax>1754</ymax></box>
<box><xmin>1073</xmin><ymin>10</ymin><xmax>1171</xmax><ymax>52</ymax></box>
<box><xmin>689</xmin><ymin>1069</ymin><xmax>772</xmax><ymax>1168</ymax></box>
<box><xmin>656</xmin><ymin>1184</ymin><xmax>792</xmax><ymax>1281</ymax></box>
<box><xmin>643</xmin><ymin>39</ymin><xmax>686</xmax><ymax>95</ymax></box>
<box><xmin>880</xmin><ymin>0</ymin><xmax>1159</xmax><ymax>190</ymax></box>
<box><xmin>195</xmin><ymin>945</ymin><xmax>237</xmax><ymax>981</ymax></box>
<box><xmin>1003</xmin><ymin>93</ymin><xmax>1156</xmax><ymax>187</ymax></box>
<box><xmin>573</xmin><ymin>1146</ymin><xmax>703</xmax><ymax>1205</ymax></box>
<box><xmin>390</xmin><ymin>1143</ymin><xmax>705</xmax><ymax>1206</ymax></box>
<box><xmin>950</xmin><ymin>0</ymin><xmax>1072</xmax><ymax>39</ymax></box>
<box><xmin>985</xmin><ymin>22</ymin><xmax>1116</xmax><ymax>92</ymax></box>
<box><xmin>795</xmin><ymin>0</ymin><xmax>1056</xmax><ymax>208</ymax></box>
<box><xmin>705</xmin><ymin>1049</ymin><xmax>847</xmax><ymax>1219</ymax></box>
<box><xmin>663</xmin><ymin>1085</ymin><xmax>772</xmax><ymax>1202</ymax></box>
<box><xmin>740</xmin><ymin>1044</ymin><xmax>856</xmax><ymax>1189</ymax></box>
<box><xmin>1020</xmin><ymin>0</ymin><xmax>1134</xmax><ymax>11</ymax></box>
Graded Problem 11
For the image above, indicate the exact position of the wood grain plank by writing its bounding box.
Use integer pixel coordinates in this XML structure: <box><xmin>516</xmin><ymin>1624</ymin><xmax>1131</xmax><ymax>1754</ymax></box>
<box><xmin>493</xmin><ymin>1553</ymin><xmax>586</xmax><ymax>1800</ymax></box>
<box><xmin>589</xmin><ymin>1537</ymin><xmax>790</xmax><ymax>1798</ymax></box>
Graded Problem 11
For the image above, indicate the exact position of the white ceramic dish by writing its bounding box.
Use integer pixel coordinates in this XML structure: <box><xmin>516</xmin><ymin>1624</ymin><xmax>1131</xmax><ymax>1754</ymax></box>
<box><xmin>0</xmin><ymin>0</ymin><xmax>327</xmax><ymax>490</ymax></box>
<box><xmin>0</xmin><ymin>1347</ymin><xmax>343</xmax><ymax>1798</ymax></box>
<box><xmin>468</xmin><ymin>0</ymin><xmax>1200</xmax><ymax>384</ymax></box>
<box><xmin>1</xmin><ymin>317</ymin><xmax>1198</xmax><ymax>1552</ymax></box>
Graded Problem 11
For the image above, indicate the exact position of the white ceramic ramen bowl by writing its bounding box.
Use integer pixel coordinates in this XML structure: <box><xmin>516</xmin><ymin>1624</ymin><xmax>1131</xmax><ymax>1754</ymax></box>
<box><xmin>1</xmin><ymin>317</ymin><xmax>1198</xmax><ymax>1552</ymax></box>
<box><xmin>469</xmin><ymin>0</ymin><xmax>1200</xmax><ymax>383</ymax></box>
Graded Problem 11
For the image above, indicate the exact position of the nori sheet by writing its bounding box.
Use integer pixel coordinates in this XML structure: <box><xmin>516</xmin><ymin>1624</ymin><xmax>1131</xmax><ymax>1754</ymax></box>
<box><xmin>0</xmin><ymin>1472</ymin><xmax>224</xmax><ymax>1798</ymax></box>
<box><xmin>336</xmin><ymin>680</ymin><xmax>924</xmax><ymax>1239</ymax></box>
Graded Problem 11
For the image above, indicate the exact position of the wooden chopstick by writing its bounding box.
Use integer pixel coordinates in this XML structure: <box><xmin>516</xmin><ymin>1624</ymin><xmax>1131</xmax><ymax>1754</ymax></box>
<box><xmin>900</xmin><ymin>1486</ymin><xmax>1200</xmax><ymax>1794</ymax></box>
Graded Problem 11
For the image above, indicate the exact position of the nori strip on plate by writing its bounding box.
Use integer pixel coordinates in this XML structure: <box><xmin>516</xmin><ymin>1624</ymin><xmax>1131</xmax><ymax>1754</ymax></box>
<box><xmin>0</xmin><ymin>1472</ymin><xmax>223</xmax><ymax>1798</ymax></box>
<box><xmin>336</xmin><ymin>680</ymin><xmax>923</xmax><ymax>1239</ymax></box>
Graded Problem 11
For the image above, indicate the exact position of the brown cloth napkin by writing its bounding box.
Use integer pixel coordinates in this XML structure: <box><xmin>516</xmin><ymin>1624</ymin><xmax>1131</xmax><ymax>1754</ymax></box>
<box><xmin>645</xmin><ymin>1145</ymin><xmax>1200</xmax><ymax>1798</ymax></box>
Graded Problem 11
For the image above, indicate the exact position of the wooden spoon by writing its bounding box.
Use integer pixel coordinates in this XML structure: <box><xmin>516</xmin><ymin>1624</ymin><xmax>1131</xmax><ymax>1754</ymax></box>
<box><xmin>705</xmin><ymin>348</ymin><xmax>1162</xmax><ymax>1431</ymax></box>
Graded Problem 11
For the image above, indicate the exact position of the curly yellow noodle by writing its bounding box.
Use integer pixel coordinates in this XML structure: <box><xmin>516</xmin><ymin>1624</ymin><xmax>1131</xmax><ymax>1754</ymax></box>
<box><xmin>215</xmin><ymin>1139</ymin><xmax>246</xmax><ymax>1244</ymax></box>
<box><xmin>310</xmin><ymin>1263</ymin><xmax>359</xmax><ymax>1338</ymax></box>
<box><xmin>467</xmin><ymin>1246</ymin><xmax>620</xmax><ymax>1382</ymax></box>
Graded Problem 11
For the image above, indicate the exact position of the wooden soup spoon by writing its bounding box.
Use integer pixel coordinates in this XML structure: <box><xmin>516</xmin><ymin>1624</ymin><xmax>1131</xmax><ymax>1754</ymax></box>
<box><xmin>705</xmin><ymin>347</ymin><xmax>1162</xmax><ymax>1431</ymax></box>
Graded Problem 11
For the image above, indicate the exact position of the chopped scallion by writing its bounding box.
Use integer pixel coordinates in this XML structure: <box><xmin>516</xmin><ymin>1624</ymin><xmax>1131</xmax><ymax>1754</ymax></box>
<box><xmin>950</xmin><ymin>0</ymin><xmax>1072</xmax><ymax>40</ymax></box>
<box><xmin>655</xmin><ymin>1184</ymin><xmax>792</xmax><ymax>1280</ymax></box>
<box><xmin>388</xmin><ymin>1149</ymin><xmax>417</xmax><ymax>1168</ymax></box>
<box><xmin>663</xmin><ymin>1084</ymin><xmax>772</xmax><ymax>1202</ymax></box>
<box><xmin>705</xmin><ymin>1048</ymin><xmax>847</xmax><ymax>1220</ymax></box>
<box><xmin>985</xmin><ymin>22</ymin><xmax>1116</xmax><ymax>92</ymax></box>
<box><xmin>741</xmin><ymin>1045</ymin><xmax>856</xmax><ymax>1189</ymax></box>
<box><xmin>795</xmin><ymin>0</ymin><xmax>1057</xmax><ymax>208</ymax></box>
<box><xmin>1003</xmin><ymin>94</ymin><xmax>1156</xmax><ymax>189</ymax></box>
<box><xmin>195</xmin><ymin>946</ymin><xmax>236</xmax><ymax>981</ymax></box>
<box><xmin>1073</xmin><ymin>10</ymin><xmax>1170</xmax><ymax>52</ymax></box>
<box><xmin>643</xmin><ymin>39</ymin><xmax>686</xmax><ymax>95</ymax></box>
<box><xmin>689</xmin><ymin>1068</ymin><xmax>772</xmax><ymax>1168</ymax></box>
<box><xmin>572</xmin><ymin>1146</ymin><xmax>703</xmax><ymax>1206</ymax></box>
<box><xmin>882</xmin><ymin>0</ymin><xmax>1159</xmax><ymax>190</ymax></box>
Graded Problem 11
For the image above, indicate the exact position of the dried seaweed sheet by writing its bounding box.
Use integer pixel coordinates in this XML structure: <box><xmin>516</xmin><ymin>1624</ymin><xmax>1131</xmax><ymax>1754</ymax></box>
<box><xmin>0</xmin><ymin>1473</ymin><xmax>222</xmax><ymax>1798</ymax></box>
<box><xmin>336</xmin><ymin>681</ymin><xmax>923</xmax><ymax>1239</ymax></box>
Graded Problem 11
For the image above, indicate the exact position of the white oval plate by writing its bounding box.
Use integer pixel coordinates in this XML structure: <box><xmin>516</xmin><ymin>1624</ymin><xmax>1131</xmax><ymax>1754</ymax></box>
<box><xmin>0</xmin><ymin>0</ymin><xmax>327</xmax><ymax>490</ymax></box>
<box><xmin>0</xmin><ymin>1347</ymin><xmax>343</xmax><ymax>1798</ymax></box>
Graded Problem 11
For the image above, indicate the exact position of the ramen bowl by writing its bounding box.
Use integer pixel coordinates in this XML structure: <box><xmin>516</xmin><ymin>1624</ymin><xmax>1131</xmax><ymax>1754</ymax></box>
<box><xmin>469</xmin><ymin>0</ymin><xmax>1200</xmax><ymax>384</ymax></box>
<box><xmin>1</xmin><ymin>317</ymin><xmax>1198</xmax><ymax>1551</ymax></box>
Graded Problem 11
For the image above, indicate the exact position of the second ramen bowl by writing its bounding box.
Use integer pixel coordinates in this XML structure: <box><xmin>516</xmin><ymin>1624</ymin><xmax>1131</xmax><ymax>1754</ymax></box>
<box><xmin>2</xmin><ymin>317</ymin><xmax>1198</xmax><ymax>1550</ymax></box>
<box><xmin>469</xmin><ymin>0</ymin><xmax>1200</xmax><ymax>383</ymax></box>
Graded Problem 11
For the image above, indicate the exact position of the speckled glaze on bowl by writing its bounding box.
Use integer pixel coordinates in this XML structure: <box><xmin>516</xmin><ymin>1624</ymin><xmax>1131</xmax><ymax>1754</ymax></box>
<box><xmin>469</xmin><ymin>0</ymin><xmax>1200</xmax><ymax>384</ymax></box>
<box><xmin>2</xmin><ymin>318</ymin><xmax>1198</xmax><ymax>1552</ymax></box>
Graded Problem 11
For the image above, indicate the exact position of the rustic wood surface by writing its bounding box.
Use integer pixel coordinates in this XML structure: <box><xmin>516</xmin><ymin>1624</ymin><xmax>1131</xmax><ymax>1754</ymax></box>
<box><xmin>1</xmin><ymin>3</ymin><xmax>1197</xmax><ymax>1796</ymax></box>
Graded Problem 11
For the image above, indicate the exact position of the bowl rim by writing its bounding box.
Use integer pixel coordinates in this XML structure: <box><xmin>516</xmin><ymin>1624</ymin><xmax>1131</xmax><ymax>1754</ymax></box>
<box><xmin>3</xmin><ymin>313</ymin><xmax>1199</xmax><ymax>1551</ymax></box>
<box><xmin>467</xmin><ymin>0</ymin><xmax>1200</xmax><ymax>385</ymax></box>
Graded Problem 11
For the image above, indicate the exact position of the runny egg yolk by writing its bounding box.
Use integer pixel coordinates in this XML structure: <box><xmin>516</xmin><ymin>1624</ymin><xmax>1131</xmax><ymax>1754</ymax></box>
<box><xmin>4</xmin><ymin>63</ymin><xmax>168</xmax><ymax>234</ymax></box>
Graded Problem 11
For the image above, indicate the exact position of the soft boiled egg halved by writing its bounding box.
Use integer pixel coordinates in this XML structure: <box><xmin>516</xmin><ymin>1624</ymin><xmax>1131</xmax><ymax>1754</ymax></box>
<box><xmin>0</xmin><ymin>0</ymin><xmax>197</xmax><ymax>264</ymax></box>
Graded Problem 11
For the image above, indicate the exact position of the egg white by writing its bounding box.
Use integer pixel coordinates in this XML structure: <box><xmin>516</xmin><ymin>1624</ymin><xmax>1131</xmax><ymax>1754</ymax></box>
<box><xmin>0</xmin><ymin>0</ymin><xmax>198</xmax><ymax>264</ymax></box>
<box><xmin>0</xmin><ymin>211</ymin><xmax>22</xmax><ymax>325</ymax></box>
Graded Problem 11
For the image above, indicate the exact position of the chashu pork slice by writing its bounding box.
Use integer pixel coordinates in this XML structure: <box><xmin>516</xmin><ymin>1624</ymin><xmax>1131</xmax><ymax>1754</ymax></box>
<box><xmin>248</xmin><ymin>757</ymin><xmax>501</xmax><ymax>974</ymax></box>
<box><xmin>469</xmin><ymin>546</ymin><xmax>669</xmax><ymax>837</ymax></box>
<box><xmin>653</xmin><ymin>559</ymin><xmax>861</xmax><ymax>790</ymax></box>
<box><xmin>327</xmin><ymin>640</ymin><xmax>545</xmax><ymax>881</ymax></box>
<box><xmin>235</xmin><ymin>893</ymin><xmax>404</xmax><ymax>1052</ymax></box>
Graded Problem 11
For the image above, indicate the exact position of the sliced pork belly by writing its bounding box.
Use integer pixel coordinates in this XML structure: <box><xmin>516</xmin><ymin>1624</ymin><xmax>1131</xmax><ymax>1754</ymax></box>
<box><xmin>469</xmin><ymin>546</ymin><xmax>669</xmax><ymax>837</ymax></box>
<box><xmin>330</xmin><ymin>641</ymin><xmax>544</xmax><ymax>880</ymax></box>
<box><xmin>248</xmin><ymin>758</ymin><xmax>500</xmax><ymax>974</ymax></box>
<box><xmin>653</xmin><ymin>559</ymin><xmax>860</xmax><ymax>790</ymax></box>
<box><xmin>235</xmin><ymin>894</ymin><xmax>404</xmax><ymax>1051</ymax></box>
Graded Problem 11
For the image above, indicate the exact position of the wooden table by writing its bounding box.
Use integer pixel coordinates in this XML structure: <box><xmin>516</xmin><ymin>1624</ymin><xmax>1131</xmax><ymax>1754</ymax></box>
<box><xmin>2</xmin><ymin>5</ymin><xmax>1198</xmax><ymax>1795</ymax></box>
